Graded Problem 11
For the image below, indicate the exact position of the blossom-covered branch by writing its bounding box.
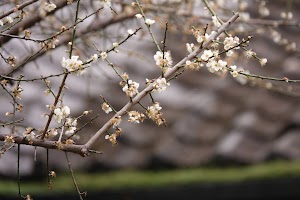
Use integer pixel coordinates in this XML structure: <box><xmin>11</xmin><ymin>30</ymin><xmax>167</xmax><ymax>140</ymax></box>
<box><xmin>85</xmin><ymin>13</ymin><xmax>240</xmax><ymax>149</ymax></box>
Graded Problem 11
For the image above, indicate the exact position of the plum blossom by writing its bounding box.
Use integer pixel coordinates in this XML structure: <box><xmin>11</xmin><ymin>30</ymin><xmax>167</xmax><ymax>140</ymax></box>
<box><xmin>122</xmin><ymin>80</ymin><xmax>139</xmax><ymax>97</ymax></box>
<box><xmin>135</xmin><ymin>14</ymin><xmax>142</xmax><ymax>19</ymax></box>
<box><xmin>102</xmin><ymin>102</ymin><xmax>112</xmax><ymax>114</ymax></box>
<box><xmin>154</xmin><ymin>51</ymin><xmax>173</xmax><ymax>69</ymax></box>
<box><xmin>44</xmin><ymin>2</ymin><xmax>57</xmax><ymax>12</ymax></box>
<box><xmin>152</xmin><ymin>78</ymin><xmax>170</xmax><ymax>93</ymax></box>
<box><xmin>147</xmin><ymin>102</ymin><xmax>165</xmax><ymax>126</ymax></box>
<box><xmin>186</xmin><ymin>43</ymin><xmax>195</xmax><ymax>53</ymax></box>
<box><xmin>145</xmin><ymin>18</ymin><xmax>155</xmax><ymax>25</ymax></box>
<box><xmin>201</xmin><ymin>50</ymin><xmax>213</xmax><ymax>61</ymax></box>
<box><xmin>212</xmin><ymin>16</ymin><xmax>221</xmax><ymax>27</ymax></box>
<box><xmin>61</xmin><ymin>56</ymin><xmax>84</xmax><ymax>75</ymax></box>
<box><xmin>128</xmin><ymin>111</ymin><xmax>146</xmax><ymax>124</ymax></box>
<box><xmin>54</xmin><ymin>106</ymin><xmax>70</xmax><ymax>123</ymax></box>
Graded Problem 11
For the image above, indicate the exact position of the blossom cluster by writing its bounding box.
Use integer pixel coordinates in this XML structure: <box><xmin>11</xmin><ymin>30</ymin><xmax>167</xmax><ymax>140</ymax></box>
<box><xmin>128</xmin><ymin>111</ymin><xmax>146</xmax><ymax>124</ymax></box>
<box><xmin>44</xmin><ymin>2</ymin><xmax>57</xmax><ymax>12</ymax></box>
<box><xmin>105</xmin><ymin>128</ymin><xmax>122</xmax><ymax>145</ymax></box>
<box><xmin>0</xmin><ymin>16</ymin><xmax>14</xmax><ymax>26</ymax></box>
<box><xmin>122</xmin><ymin>80</ymin><xmax>139</xmax><ymax>97</ymax></box>
<box><xmin>65</xmin><ymin>117</ymin><xmax>78</xmax><ymax>136</ymax></box>
<box><xmin>146</xmin><ymin>102</ymin><xmax>165</xmax><ymax>126</ymax></box>
<box><xmin>53</xmin><ymin>105</ymin><xmax>78</xmax><ymax>137</ymax></box>
<box><xmin>154</xmin><ymin>51</ymin><xmax>173</xmax><ymax>72</ymax></box>
<box><xmin>152</xmin><ymin>78</ymin><xmax>170</xmax><ymax>93</ymax></box>
<box><xmin>54</xmin><ymin>106</ymin><xmax>70</xmax><ymax>123</ymax></box>
<box><xmin>223</xmin><ymin>36</ymin><xmax>240</xmax><ymax>56</ymax></box>
<box><xmin>61</xmin><ymin>56</ymin><xmax>85</xmax><ymax>75</ymax></box>
<box><xmin>23</xmin><ymin>127</ymin><xmax>35</xmax><ymax>141</ymax></box>
<box><xmin>102</xmin><ymin>102</ymin><xmax>113</xmax><ymax>114</ymax></box>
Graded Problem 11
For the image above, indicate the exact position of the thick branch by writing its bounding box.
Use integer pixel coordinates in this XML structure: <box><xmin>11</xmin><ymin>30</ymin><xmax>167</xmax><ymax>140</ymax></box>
<box><xmin>0</xmin><ymin>134</ymin><xmax>89</xmax><ymax>156</ymax></box>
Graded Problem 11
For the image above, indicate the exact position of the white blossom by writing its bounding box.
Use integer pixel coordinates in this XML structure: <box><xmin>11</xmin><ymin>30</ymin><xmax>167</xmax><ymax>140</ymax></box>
<box><xmin>83</xmin><ymin>110</ymin><xmax>90</xmax><ymax>115</ymax></box>
<box><xmin>152</xmin><ymin>78</ymin><xmax>170</xmax><ymax>93</ymax></box>
<box><xmin>154</xmin><ymin>51</ymin><xmax>173</xmax><ymax>69</ymax></box>
<box><xmin>128</xmin><ymin>111</ymin><xmax>146</xmax><ymax>124</ymax></box>
<box><xmin>212</xmin><ymin>16</ymin><xmax>221</xmax><ymax>27</ymax></box>
<box><xmin>113</xmin><ymin>42</ymin><xmax>119</xmax><ymax>47</ymax></box>
<box><xmin>216</xmin><ymin>60</ymin><xmax>227</xmax><ymax>71</ymax></box>
<box><xmin>260</xmin><ymin>58</ymin><xmax>267</xmax><ymax>66</ymax></box>
<box><xmin>231</xmin><ymin>70</ymin><xmax>239</xmax><ymax>78</ymax></box>
<box><xmin>258</xmin><ymin>1</ymin><xmax>270</xmax><ymax>17</ymax></box>
<box><xmin>65</xmin><ymin>118</ymin><xmax>77</xmax><ymax>127</ymax></box>
<box><xmin>105</xmin><ymin>133</ymin><xmax>117</xmax><ymax>145</ymax></box>
<box><xmin>197</xmin><ymin>31</ymin><xmax>216</xmax><ymax>43</ymax></box>
<box><xmin>6</xmin><ymin>16</ymin><xmax>13</xmax><ymax>23</ymax></box>
<box><xmin>0</xmin><ymin>20</ymin><xmax>3</xmax><ymax>26</ymax></box>
<box><xmin>145</xmin><ymin>18</ymin><xmax>155</xmax><ymax>25</ymax></box>
<box><xmin>102</xmin><ymin>102</ymin><xmax>112</xmax><ymax>114</ymax></box>
<box><xmin>100</xmin><ymin>52</ymin><xmax>107</xmax><ymax>60</ymax></box>
<box><xmin>23</xmin><ymin>128</ymin><xmax>36</xmax><ymax>140</ymax></box>
<box><xmin>185</xmin><ymin>60</ymin><xmax>200</xmax><ymax>71</ymax></box>
<box><xmin>186</xmin><ymin>43</ymin><xmax>195</xmax><ymax>53</ymax></box>
<box><xmin>146</xmin><ymin>102</ymin><xmax>165</xmax><ymax>125</ymax></box>
<box><xmin>61</xmin><ymin>56</ymin><xmax>84</xmax><ymax>75</ymax></box>
<box><xmin>44</xmin><ymin>2</ymin><xmax>57</xmax><ymax>12</ymax></box>
<box><xmin>135</xmin><ymin>14</ymin><xmax>143</xmax><ymax>19</ymax></box>
<box><xmin>54</xmin><ymin>106</ymin><xmax>70</xmax><ymax>123</ymax></box>
<box><xmin>91</xmin><ymin>54</ymin><xmax>98</xmax><ymax>62</ymax></box>
<box><xmin>224</xmin><ymin>36</ymin><xmax>240</xmax><ymax>50</ymax></box>
<box><xmin>147</xmin><ymin>102</ymin><xmax>162</xmax><ymax>119</ymax></box>
<box><xmin>110</xmin><ymin>116</ymin><xmax>122</xmax><ymax>128</ymax></box>
<box><xmin>48</xmin><ymin>129</ymin><xmax>58</xmax><ymax>138</ymax></box>
<box><xmin>65</xmin><ymin>126</ymin><xmax>76</xmax><ymax>136</ymax></box>
<box><xmin>244</xmin><ymin>50</ymin><xmax>256</xmax><ymax>58</ymax></box>
<box><xmin>201</xmin><ymin>50</ymin><xmax>213</xmax><ymax>61</ymax></box>
<box><xmin>206</xmin><ymin>59</ymin><xmax>227</xmax><ymax>73</ymax></box>
<box><xmin>127</xmin><ymin>29</ymin><xmax>134</xmax><ymax>34</ymax></box>
<box><xmin>230</xmin><ymin>65</ymin><xmax>237</xmax><ymax>70</ymax></box>
<box><xmin>122</xmin><ymin>80</ymin><xmax>139</xmax><ymax>97</ymax></box>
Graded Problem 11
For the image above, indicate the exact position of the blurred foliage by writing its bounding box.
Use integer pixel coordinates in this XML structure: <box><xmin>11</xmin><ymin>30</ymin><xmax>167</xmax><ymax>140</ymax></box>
<box><xmin>1</xmin><ymin>160</ymin><xmax>300</xmax><ymax>196</ymax></box>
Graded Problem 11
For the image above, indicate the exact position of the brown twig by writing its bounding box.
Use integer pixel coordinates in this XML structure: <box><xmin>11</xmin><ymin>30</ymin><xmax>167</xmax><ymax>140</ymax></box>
<box><xmin>65</xmin><ymin>152</ymin><xmax>85</xmax><ymax>200</ymax></box>
<box><xmin>0</xmin><ymin>0</ymin><xmax>38</xmax><ymax>20</ymax></box>
<box><xmin>0</xmin><ymin>133</ymin><xmax>89</xmax><ymax>156</ymax></box>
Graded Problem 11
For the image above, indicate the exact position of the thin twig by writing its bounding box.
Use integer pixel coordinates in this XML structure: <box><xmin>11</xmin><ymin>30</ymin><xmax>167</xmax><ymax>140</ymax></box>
<box><xmin>17</xmin><ymin>144</ymin><xmax>21</xmax><ymax>197</ymax></box>
<box><xmin>67</xmin><ymin>113</ymin><xmax>101</xmax><ymax>139</ymax></box>
<box><xmin>0</xmin><ymin>119</ymin><xmax>24</xmax><ymax>127</ymax></box>
<box><xmin>136</xmin><ymin>0</ymin><xmax>161</xmax><ymax>51</ymax></box>
<box><xmin>65</xmin><ymin>152</ymin><xmax>85</xmax><ymax>200</ymax></box>
<box><xmin>0</xmin><ymin>0</ymin><xmax>38</xmax><ymax>20</ymax></box>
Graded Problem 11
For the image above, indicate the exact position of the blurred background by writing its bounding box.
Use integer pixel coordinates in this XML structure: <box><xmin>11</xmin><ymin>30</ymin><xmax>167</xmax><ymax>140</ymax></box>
<box><xmin>1</xmin><ymin>0</ymin><xmax>300</xmax><ymax>199</ymax></box>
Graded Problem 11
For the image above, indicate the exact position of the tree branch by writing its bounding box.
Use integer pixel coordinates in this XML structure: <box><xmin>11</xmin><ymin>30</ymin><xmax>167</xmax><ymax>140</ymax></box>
<box><xmin>0</xmin><ymin>133</ymin><xmax>89</xmax><ymax>156</ymax></box>
<box><xmin>0</xmin><ymin>0</ymin><xmax>39</xmax><ymax>20</ymax></box>
<box><xmin>85</xmin><ymin>13</ymin><xmax>240</xmax><ymax>149</ymax></box>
